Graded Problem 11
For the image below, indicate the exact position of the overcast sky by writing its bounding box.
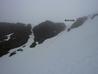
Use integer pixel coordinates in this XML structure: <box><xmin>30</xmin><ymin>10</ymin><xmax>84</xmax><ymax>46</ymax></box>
<box><xmin>0</xmin><ymin>0</ymin><xmax>98</xmax><ymax>24</ymax></box>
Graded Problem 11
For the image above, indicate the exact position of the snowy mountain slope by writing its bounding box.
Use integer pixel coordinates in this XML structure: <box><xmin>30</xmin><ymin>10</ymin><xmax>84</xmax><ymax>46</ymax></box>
<box><xmin>0</xmin><ymin>16</ymin><xmax>98</xmax><ymax>74</ymax></box>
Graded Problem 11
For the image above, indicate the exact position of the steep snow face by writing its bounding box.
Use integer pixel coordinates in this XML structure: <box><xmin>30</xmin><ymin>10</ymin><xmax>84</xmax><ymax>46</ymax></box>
<box><xmin>0</xmin><ymin>0</ymin><xmax>98</xmax><ymax>74</ymax></box>
<box><xmin>0</xmin><ymin>17</ymin><xmax>98</xmax><ymax>74</ymax></box>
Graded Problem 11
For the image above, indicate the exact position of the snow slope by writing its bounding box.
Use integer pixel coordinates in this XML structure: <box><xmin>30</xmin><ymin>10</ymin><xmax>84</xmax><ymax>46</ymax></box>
<box><xmin>0</xmin><ymin>16</ymin><xmax>98</xmax><ymax>74</ymax></box>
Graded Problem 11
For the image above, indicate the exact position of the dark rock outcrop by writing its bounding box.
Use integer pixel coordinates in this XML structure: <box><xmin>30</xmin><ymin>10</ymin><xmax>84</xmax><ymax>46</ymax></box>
<box><xmin>0</xmin><ymin>20</ymin><xmax>66</xmax><ymax>57</ymax></box>
<box><xmin>17</xmin><ymin>48</ymin><xmax>23</xmax><ymax>51</ymax></box>
<box><xmin>67</xmin><ymin>16</ymin><xmax>88</xmax><ymax>31</ymax></box>
<box><xmin>91</xmin><ymin>13</ymin><xmax>98</xmax><ymax>19</ymax></box>
<box><xmin>9</xmin><ymin>51</ymin><xmax>16</xmax><ymax>57</ymax></box>
<box><xmin>30</xmin><ymin>20</ymin><xmax>66</xmax><ymax>48</ymax></box>
<box><xmin>0</xmin><ymin>22</ymin><xmax>32</xmax><ymax>57</ymax></box>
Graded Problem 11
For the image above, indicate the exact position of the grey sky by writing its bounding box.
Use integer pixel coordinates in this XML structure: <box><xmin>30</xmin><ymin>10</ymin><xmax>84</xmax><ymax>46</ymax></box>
<box><xmin>0</xmin><ymin>0</ymin><xmax>98</xmax><ymax>24</ymax></box>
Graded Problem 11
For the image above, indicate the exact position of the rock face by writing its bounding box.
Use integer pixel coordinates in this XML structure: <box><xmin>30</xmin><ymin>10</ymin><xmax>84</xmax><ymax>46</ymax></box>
<box><xmin>91</xmin><ymin>13</ymin><xmax>98</xmax><ymax>19</ymax></box>
<box><xmin>9</xmin><ymin>51</ymin><xmax>16</xmax><ymax>57</ymax></box>
<box><xmin>0</xmin><ymin>21</ymin><xmax>66</xmax><ymax>57</ymax></box>
<box><xmin>30</xmin><ymin>20</ymin><xmax>66</xmax><ymax>48</ymax></box>
<box><xmin>0</xmin><ymin>22</ymin><xmax>32</xmax><ymax>57</ymax></box>
<box><xmin>67</xmin><ymin>16</ymin><xmax>88</xmax><ymax>31</ymax></box>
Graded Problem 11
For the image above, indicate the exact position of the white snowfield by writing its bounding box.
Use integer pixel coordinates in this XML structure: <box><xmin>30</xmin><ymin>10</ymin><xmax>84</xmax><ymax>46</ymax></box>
<box><xmin>0</xmin><ymin>15</ymin><xmax>98</xmax><ymax>74</ymax></box>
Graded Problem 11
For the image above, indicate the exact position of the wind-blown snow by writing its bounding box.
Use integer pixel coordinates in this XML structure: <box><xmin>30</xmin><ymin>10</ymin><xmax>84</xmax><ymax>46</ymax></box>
<box><xmin>0</xmin><ymin>0</ymin><xmax>98</xmax><ymax>74</ymax></box>
<box><xmin>0</xmin><ymin>16</ymin><xmax>98</xmax><ymax>74</ymax></box>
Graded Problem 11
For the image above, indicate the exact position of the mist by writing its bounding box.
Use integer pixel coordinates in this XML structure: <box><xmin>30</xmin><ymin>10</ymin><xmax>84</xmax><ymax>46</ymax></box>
<box><xmin>0</xmin><ymin>0</ymin><xmax>98</xmax><ymax>74</ymax></box>
<box><xmin>0</xmin><ymin>0</ymin><xmax>98</xmax><ymax>25</ymax></box>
